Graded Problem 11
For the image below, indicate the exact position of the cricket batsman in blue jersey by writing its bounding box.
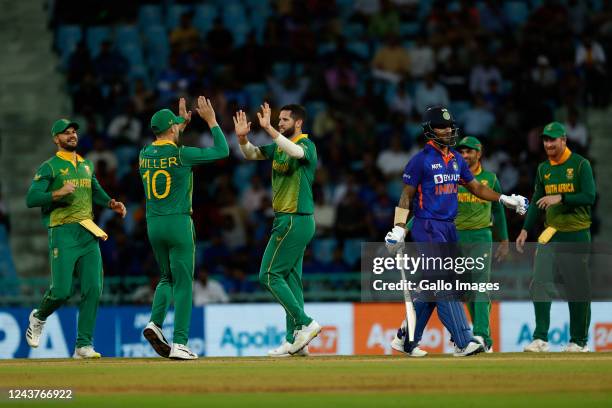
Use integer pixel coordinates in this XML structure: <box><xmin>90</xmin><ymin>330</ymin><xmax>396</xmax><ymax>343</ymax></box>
<box><xmin>385</xmin><ymin>106</ymin><xmax>529</xmax><ymax>357</ymax></box>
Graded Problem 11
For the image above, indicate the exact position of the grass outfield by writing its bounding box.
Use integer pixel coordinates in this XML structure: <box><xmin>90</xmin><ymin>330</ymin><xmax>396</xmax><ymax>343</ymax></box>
<box><xmin>1</xmin><ymin>354</ymin><xmax>611</xmax><ymax>407</ymax></box>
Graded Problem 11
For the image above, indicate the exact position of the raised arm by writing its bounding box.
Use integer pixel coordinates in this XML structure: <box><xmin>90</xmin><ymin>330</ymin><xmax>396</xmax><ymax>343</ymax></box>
<box><xmin>181</xmin><ymin>97</ymin><xmax>230</xmax><ymax>165</ymax></box>
<box><xmin>257</xmin><ymin>102</ymin><xmax>305</xmax><ymax>159</ymax></box>
<box><xmin>234</xmin><ymin>110</ymin><xmax>266</xmax><ymax>160</ymax></box>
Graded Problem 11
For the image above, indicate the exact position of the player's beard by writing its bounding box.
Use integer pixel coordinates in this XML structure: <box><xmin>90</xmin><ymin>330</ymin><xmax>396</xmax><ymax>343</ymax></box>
<box><xmin>281</xmin><ymin>125</ymin><xmax>296</xmax><ymax>137</ymax></box>
<box><xmin>59</xmin><ymin>139</ymin><xmax>78</xmax><ymax>152</ymax></box>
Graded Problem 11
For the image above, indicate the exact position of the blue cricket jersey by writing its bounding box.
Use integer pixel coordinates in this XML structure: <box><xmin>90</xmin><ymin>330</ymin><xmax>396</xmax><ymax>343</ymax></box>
<box><xmin>402</xmin><ymin>141</ymin><xmax>474</xmax><ymax>221</ymax></box>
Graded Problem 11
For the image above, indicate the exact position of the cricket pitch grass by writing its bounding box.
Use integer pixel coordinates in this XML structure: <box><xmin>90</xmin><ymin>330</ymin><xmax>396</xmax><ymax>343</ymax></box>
<box><xmin>1</xmin><ymin>354</ymin><xmax>611</xmax><ymax>407</ymax></box>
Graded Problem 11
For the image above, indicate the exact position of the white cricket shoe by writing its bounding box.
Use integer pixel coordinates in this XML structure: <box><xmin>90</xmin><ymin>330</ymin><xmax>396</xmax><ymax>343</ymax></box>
<box><xmin>268</xmin><ymin>341</ymin><xmax>309</xmax><ymax>357</ymax></box>
<box><xmin>523</xmin><ymin>339</ymin><xmax>550</xmax><ymax>352</ymax></box>
<box><xmin>474</xmin><ymin>336</ymin><xmax>493</xmax><ymax>353</ymax></box>
<box><xmin>143</xmin><ymin>322</ymin><xmax>171</xmax><ymax>358</ymax></box>
<box><xmin>73</xmin><ymin>346</ymin><xmax>101</xmax><ymax>359</ymax></box>
<box><xmin>391</xmin><ymin>327</ymin><xmax>428</xmax><ymax>357</ymax></box>
<box><xmin>453</xmin><ymin>341</ymin><xmax>485</xmax><ymax>357</ymax></box>
<box><xmin>26</xmin><ymin>309</ymin><xmax>46</xmax><ymax>348</ymax></box>
<box><xmin>289</xmin><ymin>320</ymin><xmax>321</xmax><ymax>355</ymax></box>
<box><xmin>562</xmin><ymin>342</ymin><xmax>590</xmax><ymax>352</ymax></box>
<box><xmin>169</xmin><ymin>343</ymin><xmax>198</xmax><ymax>360</ymax></box>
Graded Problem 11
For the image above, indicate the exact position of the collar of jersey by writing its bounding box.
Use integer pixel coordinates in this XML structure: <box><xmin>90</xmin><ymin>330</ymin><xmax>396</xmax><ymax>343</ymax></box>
<box><xmin>152</xmin><ymin>139</ymin><xmax>177</xmax><ymax>147</ymax></box>
<box><xmin>549</xmin><ymin>147</ymin><xmax>571</xmax><ymax>166</ymax></box>
<box><xmin>426</xmin><ymin>141</ymin><xmax>455</xmax><ymax>164</ymax></box>
<box><xmin>473</xmin><ymin>162</ymin><xmax>483</xmax><ymax>176</ymax></box>
<box><xmin>56</xmin><ymin>151</ymin><xmax>84</xmax><ymax>168</ymax></box>
<box><xmin>291</xmin><ymin>134</ymin><xmax>308</xmax><ymax>143</ymax></box>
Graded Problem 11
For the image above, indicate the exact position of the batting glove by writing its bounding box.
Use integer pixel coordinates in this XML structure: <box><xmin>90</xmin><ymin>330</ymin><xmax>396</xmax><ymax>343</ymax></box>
<box><xmin>385</xmin><ymin>226</ymin><xmax>406</xmax><ymax>253</ymax></box>
<box><xmin>499</xmin><ymin>194</ymin><xmax>529</xmax><ymax>215</ymax></box>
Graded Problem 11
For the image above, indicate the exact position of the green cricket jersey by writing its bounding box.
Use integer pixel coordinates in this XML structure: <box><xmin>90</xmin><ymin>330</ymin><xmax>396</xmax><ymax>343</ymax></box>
<box><xmin>456</xmin><ymin>164</ymin><xmax>508</xmax><ymax>239</ymax></box>
<box><xmin>138</xmin><ymin>126</ymin><xmax>229</xmax><ymax>217</ymax></box>
<box><xmin>26</xmin><ymin>152</ymin><xmax>111</xmax><ymax>227</ymax></box>
<box><xmin>259</xmin><ymin>134</ymin><xmax>317</xmax><ymax>214</ymax></box>
<box><xmin>524</xmin><ymin>148</ymin><xmax>596</xmax><ymax>232</ymax></box>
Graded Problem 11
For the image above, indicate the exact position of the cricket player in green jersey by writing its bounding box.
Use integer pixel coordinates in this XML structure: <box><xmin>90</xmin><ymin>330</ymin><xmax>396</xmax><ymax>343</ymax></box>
<box><xmin>234</xmin><ymin>103</ymin><xmax>321</xmax><ymax>357</ymax></box>
<box><xmin>456</xmin><ymin>136</ymin><xmax>509</xmax><ymax>353</ymax></box>
<box><xmin>517</xmin><ymin>122</ymin><xmax>596</xmax><ymax>352</ymax></box>
<box><xmin>25</xmin><ymin>118</ymin><xmax>127</xmax><ymax>359</ymax></box>
<box><xmin>141</xmin><ymin>97</ymin><xmax>229</xmax><ymax>360</ymax></box>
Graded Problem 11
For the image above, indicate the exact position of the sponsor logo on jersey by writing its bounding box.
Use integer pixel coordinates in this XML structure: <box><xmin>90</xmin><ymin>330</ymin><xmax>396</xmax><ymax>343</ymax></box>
<box><xmin>432</xmin><ymin>163</ymin><xmax>442</xmax><ymax>170</ymax></box>
<box><xmin>433</xmin><ymin>174</ymin><xmax>460</xmax><ymax>184</ymax></box>
<box><xmin>60</xmin><ymin>168</ymin><xmax>70</xmax><ymax>176</ymax></box>
<box><xmin>544</xmin><ymin>173</ymin><xmax>551</xmax><ymax>180</ymax></box>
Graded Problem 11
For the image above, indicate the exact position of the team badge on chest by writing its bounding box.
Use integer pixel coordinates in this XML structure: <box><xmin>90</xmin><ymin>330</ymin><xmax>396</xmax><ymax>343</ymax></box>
<box><xmin>566</xmin><ymin>168</ymin><xmax>574</xmax><ymax>180</ymax></box>
<box><xmin>452</xmin><ymin>161</ymin><xmax>459</xmax><ymax>172</ymax></box>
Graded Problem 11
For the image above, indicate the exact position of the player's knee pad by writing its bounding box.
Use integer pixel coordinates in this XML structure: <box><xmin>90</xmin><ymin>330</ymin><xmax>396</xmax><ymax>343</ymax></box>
<box><xmin>437</xmin><ymin>301</ymin><xmax>472</xmax><ymax>348</ymax></box>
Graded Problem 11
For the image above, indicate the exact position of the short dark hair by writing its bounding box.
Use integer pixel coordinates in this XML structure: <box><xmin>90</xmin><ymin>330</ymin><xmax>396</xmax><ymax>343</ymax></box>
<box><xmin>280</xmin><ymin>104</ymin><xmax>306</xmax><ymax>123</ymax></box>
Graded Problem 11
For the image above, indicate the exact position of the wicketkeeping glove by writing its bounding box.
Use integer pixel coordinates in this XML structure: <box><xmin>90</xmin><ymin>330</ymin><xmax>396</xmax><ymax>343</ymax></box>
<box><xmin>499</xmin><ymin>194</ymin><xmax>529</xmax><ymax>215</ymax></box>
<box><xmin>385</xmin><ymin>226</ymin><xmax>406</xmax><ymax>253</ymax></box>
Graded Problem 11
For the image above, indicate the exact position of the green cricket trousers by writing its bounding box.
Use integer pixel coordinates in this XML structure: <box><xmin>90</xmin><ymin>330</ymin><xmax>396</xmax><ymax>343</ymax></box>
<box><xmin>259</xmin><ymin>213</ymin><xmax>315</xmax><ymax>343</ymax></box>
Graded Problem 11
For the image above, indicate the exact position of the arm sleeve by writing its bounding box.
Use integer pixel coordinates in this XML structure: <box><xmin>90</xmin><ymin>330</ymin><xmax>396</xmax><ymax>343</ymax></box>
<box><xmin>491</xmin><ymin>176</ymin><xmax>509</xmax><ymax>240</ymax></box>
<box><xmin>523</xmin><ymin>166</ymin><xmax>545</xmax><ymax>231</ymax></box>
<box><xmin>179</xmin><ymin>126</ymin><xmax>230</xmax><ymax>166</ymax></box>
<box><xmin>26</xmin><ymin>163</ymin><xmax>54</xmax><ymax>208</ymax></box>
<box><xmin>239</xmin><ymin>141</ymin><xmax>266</xmax><ymax>160</ymax></box>
<box><xmin>275</xmin><ymin>133</ymin><xmax>305</xmax><ymax>159</ymax></box>
<box><xmin>563</xmin><ymin>159</ymin><xmax>596</xmax><ymax>206</ymax></box>
<box><xmin>91</xmin><ymin>173</ymin><xmax>112</xmax><ymax>207</ymax></box>
<box><xmin>402</xmin><ymin>155</ymin><xmax>422</xmax><ymax>187</ymax></box>
<box><xmin>259</xmin><ymin>143</ymin><xmax>277</xmax><ymax>160</ymax></box>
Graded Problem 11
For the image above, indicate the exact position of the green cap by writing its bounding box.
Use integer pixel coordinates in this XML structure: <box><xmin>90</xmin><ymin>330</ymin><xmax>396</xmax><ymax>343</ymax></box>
<box><xmin>542</xmin><ymin>122</ymin><xmax>566</xmax><ymax>138</ymax></box>
<box><xmin>150</xmin><ymin>109</ymin><xmax>185</xmax><ymax>134</ymax></box>
<box><xmin>51</xmin><ymin>118</ymin><xmax>79</xmax><ymax>137</ymax></box>
<box><xmin>457</xmin><ymin>136</ymin><xmax>482</xmax><ymax>151</ymax></box>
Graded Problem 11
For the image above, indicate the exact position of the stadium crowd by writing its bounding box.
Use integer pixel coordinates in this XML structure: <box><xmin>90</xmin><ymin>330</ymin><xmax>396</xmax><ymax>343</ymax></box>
<box><xmin>47</xmin><ymin>0</ymin><xmax>610</xmax><ymax>300</ymax></box>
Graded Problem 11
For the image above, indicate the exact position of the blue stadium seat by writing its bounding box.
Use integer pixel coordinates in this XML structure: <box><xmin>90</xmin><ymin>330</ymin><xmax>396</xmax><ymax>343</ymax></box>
<box><xmin>231</xmin><ymin>21</ymin><xmax>251</xmax><ymax>47</ymax></box>
<box><xmin>244</xmin><ymin>82</ymin><xmax>268</xmax><ymax>105</ymax></box>
<box><xmin>114</xmin><ymin>146</ymin><xmax>139</xmax><ymax>180</ymax></box>
<box><xmin>118</xmin><ymin>42</ymin><xmax>144</xmax><ymax>67</ymax></box>
<box><xmin>166</xmin><ymin>4</ymin><xmax>190</xmax><ymax>30</ymax></box>
<box><xmin>343</xmin><ymin>239</ymin><xmax>362</xmax><ymax>267</ymax></box>
<box><xmin>233</xmin><ymin>163</ymin><xmax>257</xmax><ymax>193</ymax></box>
<box><xmin>138</xmin><ymin>4</ymin><xmax>162</xmax><ymax>29</ymax></box>
<box><xmin>304</xmin><ymin>101</ymin><xmax>327</xmax><ymax>124</ymax></box>
<box><xmin>86</xmin><ymin>26</ymin><xmax>112</xmax><ymax>57</ymax></box>
<box><xmin>343</xmin><ymin>23</ymin><xmax>365</xmax><ymax>39</ymax></box>
<box><xmin>312</xmin><ymin>238</ymin><xmax>337</xmax><ymax>264</ymax></box>
<box><xmin>449</xmin><ymin>100</ymin><xmax>472</xmax><ymax>120</ymax></box>
<box><xmin>347</xmin><ymin>41</ymin><xmax>370</xmax><ymax>60</ymax></box>
<box><xmin>504</xmin><ymin>1</ymin><xmax>530</xmax><ymax>27</ymax></box>
<box><xmin>128</xmin><ymin>64</ymin><xmax>150</xmax><ymax>86</ymax></box>
<box><xmin>272</xmin><ymin>62</ymin><xmax>291</xmax><ymax>79</ymax></box>
<box><xmin>193</xmin><ymin>4</ymin><xmax>217</xmax><ymax>34</ymax></box>
<box><xmin>317</xmin><ymin>42</ymin><xmax>336</xmax><ymax>56</ymax></box>
<box><xmin>56</xmin><ymin>25</ymin><xmax>82</xmax><ymax>52</ymax></box>
<box><xmin>399</xmin><ymin>22</ymin><xmax>421</xmax><ymax>38</ymax></box>
<box><xmin>115</xmin><ymin>25</ymin><xmax>140</xmax><ymax>45</ymax></box>
<box><xmin>223</xmin><ymin>3</ymin><xmax>247</xmax><ymax>26</ymax></box>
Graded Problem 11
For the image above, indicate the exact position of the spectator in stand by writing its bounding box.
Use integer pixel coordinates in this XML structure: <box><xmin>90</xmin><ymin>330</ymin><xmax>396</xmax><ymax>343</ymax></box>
<box><xmin>371</xmin><ymin>34</ymin><xmax>410</xmax><ymax>84</ymax></box>
<box><xmin>233</xmin><ymin>31</ymin><xmax>271</xmax><ymax>84</ymax></box>
<box><xmin>460</xmin><ymin>94</ymin><xmax>495</xmax><ymax>137</ymax></box>
<box><xmin>131</xmin><ymin>79</ymin><xmax>155</xmax><ymax>116</ymax></box>
<box><xmin>575</xmin><ymin>34</ymin><xmax>608</xmax><ymax>106</ymax></box>
<box><xmin>170</xmin><ymin>12</ymin><xmax>200</xmax><ymax>54</ymax></box>
<box><xmin>530</xmin><ymin>55</ymin><xmax>558</xmax><ymax>101</ymax></box>
<box><xmin>414</xmin><ymin>72</ymin><xmax>449</xmax><ymax>114</ymax></box>
<box><xmin>564</xmin><ymin>107</ymin><xmax>589</xmax><ymax>153</ymax></box>
<box><xmin>73</xmin><ymin>73</ymin><xmax>104</xmax><ymax>114</ymax></box>
<box><xmin>368</xmin><ymin>0</ymin><xmax>400</xmax><ymax>38</ymax></box>
<box><xmin>240</xmin><ymin>175</ymin><xmax>268</xmax><ymax>214</ymax></box>
<box><xmin>389</xmin><ymin>80</ymin><xmax>414</xmax><ymax>116</ymax></box>
<box><xmin>93</xmin><ymin>40</ymin><xmax>129</xmax><ymax>86</ymax></box>
<box><xmin>409</xmin><ymin>35</ymin><xmax>436</xmax><ymax>79</ymax></box>
<box><xmin>376</xmin><ymin>134</ymin><xmax>411</xmax><ymax>178</ymax></box>
<box><xmin>438</xmin><ymin>51</ymin><xmax>470</xmax><ymax>101</ymax></box>
<box><xmin>267</xmin><ymin>74</ymin><xmax>310</xmax><ymax>106</ymax></box>
<box><xmin>107</xmin><ymin>103</ymin><xmax>142</xmax><ymax>145</ymax></box>
<box><xmin>86</xmin><ymin>137</ymin><xmax>118</xmax><ymax>173</ymax></box>
<box><xmin>470</xmin><ymin>55</ymin><xmax>502</xmax><ymax>96</ymax></box>
<box><xmin>67</xmin><ymin>41</ymin><xmax>93</xmax><ymax>84</ymax></box>
<box><xmin>206</xmin><ymin>18</ymin><xmax>234</xmax><ymax>64</ymax></box>
<box><xmin>193</xmin><ymin>267</ymin><xmax>229</xmax><ymax>305</ymax></box>
<box><xmin>478</xmin><ymin>0</ymin><xmax>509</xmax><ymax>34</ymax></box>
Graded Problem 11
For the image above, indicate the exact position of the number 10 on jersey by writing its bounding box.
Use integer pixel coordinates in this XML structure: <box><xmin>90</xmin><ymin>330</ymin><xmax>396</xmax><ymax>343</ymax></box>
<box><xmin>142</xmin><ymin>169</ymin><xmax>171</xmax><ymax>199</ymax></box>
